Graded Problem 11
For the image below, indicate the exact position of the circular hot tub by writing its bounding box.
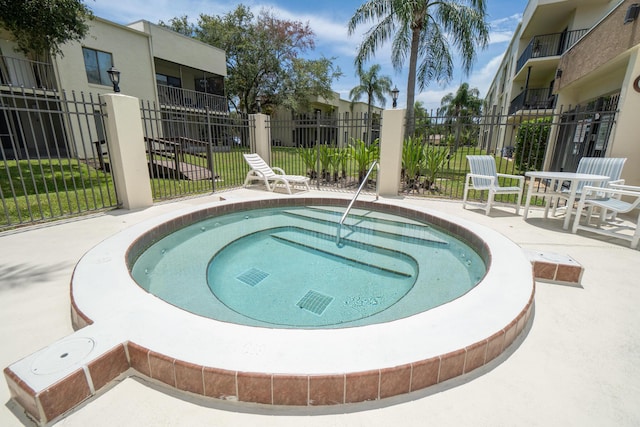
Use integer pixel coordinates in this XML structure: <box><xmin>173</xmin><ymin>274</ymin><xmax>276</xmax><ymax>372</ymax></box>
<box><xmin>131</xmin><ymin>205</ymin><xmax>486</xmax><ymax>329</ymax></box>
<box><xmin>70</xmin><ymin>196</ymin><xmax>534</xmax><ymax>405</ymax></box>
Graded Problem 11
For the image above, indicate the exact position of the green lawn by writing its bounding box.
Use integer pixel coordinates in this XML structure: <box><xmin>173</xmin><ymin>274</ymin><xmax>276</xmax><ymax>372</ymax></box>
<box><xmin>0</xmin><ymin>159</ymin><xmax>117</xmax><ymax>228</ymax></box>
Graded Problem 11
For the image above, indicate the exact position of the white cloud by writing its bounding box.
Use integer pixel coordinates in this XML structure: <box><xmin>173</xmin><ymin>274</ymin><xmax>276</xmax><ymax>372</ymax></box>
<box><xmin>415</xmin><ymin>88</ymin><xmax>454</xmax><ymax>112</ymax></box>
<box><xmin>91</xmin><ymin>0</ymin><xmax>220</xmax><ymax>25</ymax></box>
<box><xmin>468</xmin><ymin>53</ymin><xmax>506</xmax><ymax>96</ymax></box>
<box><xmin>490</xmin><ymin>31</ymin><xmax>516</xmax><ymax>44</ymax></box>
<box><xmin>488</xmin><ymin>13</ymin><xmax>521</xmax><ymax>45</ymax></box>
<box><xmin>491</xmin><ymin>13</ymin><xmax>523</xmax><ymax>27</ymax></box>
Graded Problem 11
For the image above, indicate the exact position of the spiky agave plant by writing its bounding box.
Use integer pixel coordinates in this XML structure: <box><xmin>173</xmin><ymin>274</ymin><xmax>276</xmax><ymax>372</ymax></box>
<box><xmin>297</xmin><ymin>147</ymin><xmax>317</xmax><ymax>179</ymax></box>
<box><xmin>346</xmin><ymin>138</ymin><xmax>379</xmax><ymax>184</ymax></box>
<box><xmin>423</xmin><ymin>145</ymin><xmax>449</xmax><ymax>192</ymax></box>
<box><xmin>328</xmin><ymin>146</ymin><xmax>347</xmax><ymax>182</ymax></box>
<box><xmin>402</xmin><ymin>136</ymin><xmax>425</xmax><ymax>191</ymax></box>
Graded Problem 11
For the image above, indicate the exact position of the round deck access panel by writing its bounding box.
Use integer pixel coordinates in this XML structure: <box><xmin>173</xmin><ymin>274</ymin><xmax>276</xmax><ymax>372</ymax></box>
<box><xmin>30</xmin><ymin>337</ymin><xmax>95</xmax><ymax>375</ymax></box>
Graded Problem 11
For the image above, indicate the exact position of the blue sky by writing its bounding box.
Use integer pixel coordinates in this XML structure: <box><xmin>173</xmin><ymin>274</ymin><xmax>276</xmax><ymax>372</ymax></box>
<box><xmin>90</xmin><ymin>0</ymin><xmax>526</xmax><ymax>111</ymax></box>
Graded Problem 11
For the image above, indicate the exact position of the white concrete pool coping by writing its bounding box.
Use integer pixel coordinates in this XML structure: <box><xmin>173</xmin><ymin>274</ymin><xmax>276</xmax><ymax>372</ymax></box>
<box><xmin>2</xmin><ymin>188</ymin><xmax>640</xmax><ymax>426</ymax></box>
<box><xmin>67</xmin><ymin>195</ymin><xmax>531</xmax><ymax>372</ymax></box>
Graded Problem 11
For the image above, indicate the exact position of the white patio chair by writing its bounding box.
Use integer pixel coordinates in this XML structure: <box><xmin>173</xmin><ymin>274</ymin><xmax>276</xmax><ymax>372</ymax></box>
<box><xmin>463</xmin><ymin>155</ymin><xmax>525</xmax><ymax>215</ymax></box>
<box><xmin>571</xmin><ymin>184</ymin><xmax>640</xmax><ymax>249</ymax></box>
<box><xmin>243</xmin><ymin>153</ymin><xmax>310</xmax><ymax>194</ymax></box>
<box><xmin>553</xmin><ymin>157</ymin><xmax>627</xmax><ymax>217</ymax></box>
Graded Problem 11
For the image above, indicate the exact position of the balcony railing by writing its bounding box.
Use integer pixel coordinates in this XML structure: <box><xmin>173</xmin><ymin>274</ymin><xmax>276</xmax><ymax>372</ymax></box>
<box><xmin>157</xmin><ymin>84</ymin><xmax>228</xmax><ymax>113</ymax></box>
<box><xmin>0</xmin><ymin>55</ymin><xmax>58</xmax><ymax>91</ymax></box>
<box><xmin>516</xmin><ymin>29</ymin><xmax>588</xmax><ymax>74</ymax></box>
<box><xmin>509</xmin><ymin>87</ymin><xmax>556</xmax><ymax>115</ymax></box>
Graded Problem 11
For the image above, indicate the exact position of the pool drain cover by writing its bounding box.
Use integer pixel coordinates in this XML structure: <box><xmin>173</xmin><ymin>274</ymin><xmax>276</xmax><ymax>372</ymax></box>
<box><xmin>237</xmin><ymin>268</ymin><xmax>269</xmax><ymax>287</ymax></box>
<box><xmin>297</xmin><ymin>290</ymin><xmax>333</xmax><ymax>315</ymax></box>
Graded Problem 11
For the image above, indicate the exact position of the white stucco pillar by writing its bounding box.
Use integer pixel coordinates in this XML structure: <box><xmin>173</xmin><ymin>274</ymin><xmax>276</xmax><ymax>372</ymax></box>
<box><xmin>608</xmin><ymin>49</ymin><xmax>640</xmax><ymax>186</ymax></box>
<box><xmin>378</xmin><ymin>108</ymin><xmax>406</xmax><ymax>197</ymax></box>
<box><xmin>250</xmin><ymin>113</ymin><xmax>272</xmax><ymax>164</ymax></box>
<box><xmin>102</xmin><ymin>94</ymin><xmax>153</xmax><ymax>210</ymax></box>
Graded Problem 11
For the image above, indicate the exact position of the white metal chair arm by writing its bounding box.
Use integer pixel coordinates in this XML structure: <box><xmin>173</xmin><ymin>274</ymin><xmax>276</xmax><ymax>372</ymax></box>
<box><xmin>497</xmin><ymin>173</ymin><xmax>525</xmax><ymax>183</ymax></box>
<box><xmin>582</xmin><ymin>184</ymin><xmax>640</xmax><ymax>198</ymax></box>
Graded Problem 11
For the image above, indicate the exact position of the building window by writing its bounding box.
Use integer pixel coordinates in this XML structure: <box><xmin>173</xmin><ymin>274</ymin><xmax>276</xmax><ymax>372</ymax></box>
<box><xmin>156</xmin><ymin>73</ymin><xmax>181</xmax><ymax>88</ymax></box>
<box><xmin>82</xmin><ymin>47</ymin><xmax>113</xmax><ymax>86</ymax></box>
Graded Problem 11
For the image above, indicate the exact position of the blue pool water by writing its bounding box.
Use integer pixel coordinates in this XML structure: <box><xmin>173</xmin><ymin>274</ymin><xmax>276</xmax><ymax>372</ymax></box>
<box><xmin>132</xmin><ymin>206</ymin><xmax>485</xmax><ymax>328</ymax></box>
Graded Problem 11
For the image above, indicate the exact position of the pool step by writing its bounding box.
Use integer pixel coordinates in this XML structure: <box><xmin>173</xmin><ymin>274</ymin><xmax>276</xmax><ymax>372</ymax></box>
<box><xmin>270</xmin><ymin>227</ymin><xmax>416</xmax><ymax>278</ymax></box>
<box><xmin>283</xmin><ymin>208</ymin><xmax>448</xmax><ymax>245</ymax></box>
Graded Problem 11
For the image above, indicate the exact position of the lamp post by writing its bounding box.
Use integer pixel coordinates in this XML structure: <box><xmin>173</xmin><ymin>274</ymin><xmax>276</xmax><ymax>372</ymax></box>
<box><xmin>106</xmin><ymin>66</ymin><xmax>121</xmax><ymax>93</ymax></box>
<box><xmin>391</xmin><ymin>86</ymin><xmax>399</xmax><ymax>108</ymax></box>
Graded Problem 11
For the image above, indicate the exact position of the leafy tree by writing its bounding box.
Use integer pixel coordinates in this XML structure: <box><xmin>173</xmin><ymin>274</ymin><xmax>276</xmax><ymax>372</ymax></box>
<box><xmin>414</xmin><ymin>101</ymin><xmax>436</xmax><ymax>134</ymax></box>
<box><xmin>348</xmin><ymin>0</ymin><xmax>489</xmax><ymax>137</ymax></box>
<box><xmin>279</xmin><ymin>57</ymin><xmax>342</xmax><ymax>113</ymax></box>
<box><xmin>349</xmin><ymin>64</ymin><xmax>393</xmax><ymax>142</ymax></box>
<box><xmin>0</xmin><ymin>0</ymin><xmax>93</xmax><ymax>58</ymax></box>
<box><xmin>162</xmin><ymin>6</ymin><xmax>341</xmax><ymax>113</ymax></box>
<box><xmin>158</xmin><ymin>15</ymin><xmax>196</xmax><ymax>37</ymax></box>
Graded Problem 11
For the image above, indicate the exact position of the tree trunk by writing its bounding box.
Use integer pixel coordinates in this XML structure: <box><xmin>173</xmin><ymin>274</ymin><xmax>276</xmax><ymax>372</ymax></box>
<box><xmin>367</xmin><ymin>92</ymin><xmax>373</xmax><ymax>144</ymax></box>
<box><xmin>405</xmin><ymin>27</ymin><xmax>421</xmax><ymax>138</ymax></box>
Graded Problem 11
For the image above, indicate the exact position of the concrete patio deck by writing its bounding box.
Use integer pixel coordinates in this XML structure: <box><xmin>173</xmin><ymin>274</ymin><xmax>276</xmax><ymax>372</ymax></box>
<box><xmin>2</xmin><ymin>189</ymin><xmax>639</xmax><ymax>426</ymax></box>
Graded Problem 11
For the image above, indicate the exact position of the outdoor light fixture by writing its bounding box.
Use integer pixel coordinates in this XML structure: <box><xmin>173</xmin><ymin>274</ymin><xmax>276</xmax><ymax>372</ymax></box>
<box><xmin>256</xmin><ymin>94</ymin><xmax>263</xmax><ymax>113</ymax></box>
<box><xmin>106</xmin><ymin>66</ymin><xmax>120</xmax><ymax>93</ymax></box>
<box><xmin>624</xmin><ymin>3</ymin><xmax>639</xmax><ymax>24</ymax></box>
<box><xmin>392</xmin><ymin>86</ymin><xmax>399</xmax><ymax>108</ymax></box>
<box><xmin>555</xmin><ymin>68</ymin><xmax>563</xmax><ymax>79</ymax></box>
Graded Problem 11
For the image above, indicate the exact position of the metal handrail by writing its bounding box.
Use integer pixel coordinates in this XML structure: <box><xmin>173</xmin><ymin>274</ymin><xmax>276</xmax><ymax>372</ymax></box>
<box><xmin>336</xmin><ymin>160</ymin><xmax>379</xmax><ymax>246</ymax></box>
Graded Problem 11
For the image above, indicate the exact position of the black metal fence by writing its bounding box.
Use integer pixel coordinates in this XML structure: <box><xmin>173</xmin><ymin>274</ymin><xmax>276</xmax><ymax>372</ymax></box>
<box><xmin>140</xmin><ymin>102</ymin><xmax>252</xmax><ymax>201</ymax></box>
<box><xmin>402</xmin><ymin>97</ymin><xmax>619</xmax><ymax>205</ymax></box>
<box><xmin>0</xmin><ymin>88</ymin><xmax>117</xmax><ymax>231</ymax></box>
<box><xmin>0</xmin><ymin>86</ymin><xmax>620</xmax><ymax>230</ymax></box>
<box><xmin>268</xmin><ymin>112</ymin><xmax>381</xmax><ymax>193</ymax></box>
<box><xmin>266</xmin><ymin>99</ymin><xmax>619</xmax><ymax>204</ymax></box>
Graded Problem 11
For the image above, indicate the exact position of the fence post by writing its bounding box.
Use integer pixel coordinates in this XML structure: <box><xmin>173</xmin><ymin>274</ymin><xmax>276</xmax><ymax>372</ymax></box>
<box><xmin>378</xmin><ymin>108</ymin><xmax>406</xmax><ymax>197</ymax></box>
<box><xmin>250</xmin><ymin>113</ymin><xmax>272</xmax><ymax>164</ymax></box>
<box><xmin>102</xmin><ymin>94</ymin><xmax>153</xmax><ymax>210</ymax></box>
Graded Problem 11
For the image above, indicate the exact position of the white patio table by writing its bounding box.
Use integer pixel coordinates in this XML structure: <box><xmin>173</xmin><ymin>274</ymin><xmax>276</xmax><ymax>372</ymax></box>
<box><xmin>523</xmin><ymin>171</ymin><xmax>610</xmax><ymax>230</ymax></box>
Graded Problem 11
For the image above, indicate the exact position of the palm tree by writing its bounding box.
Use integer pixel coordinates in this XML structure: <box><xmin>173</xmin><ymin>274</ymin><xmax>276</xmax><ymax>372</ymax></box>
<box><xmin>348</xmin><ymin>0</ymin><xmax>489</xmax><ymax>137</ymax></box>
<box><xmin>439</xmin><ymin>82</ymin><xmax>483</xmax><ymax>120</ymax></box>
<box><xmin>440</xmin><ymin>82</ymin><xmax>483</xmax><ymax>150</ymax></box>
<box><xmin>349</xmin><ymin>64</ymin><xmax>393</xmax><ymax>143</ymax></box>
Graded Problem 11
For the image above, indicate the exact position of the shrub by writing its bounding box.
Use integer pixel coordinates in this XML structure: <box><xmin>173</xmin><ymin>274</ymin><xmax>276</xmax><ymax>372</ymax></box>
<box><xmin>402</xmin><ymin>136</ymin><xmax>425</xmax><ymax>190</ymax></box>
<box><xmin>514</xmin><ymin>117</ymin><xmax>551</xmax><ymax>171</ymax></box>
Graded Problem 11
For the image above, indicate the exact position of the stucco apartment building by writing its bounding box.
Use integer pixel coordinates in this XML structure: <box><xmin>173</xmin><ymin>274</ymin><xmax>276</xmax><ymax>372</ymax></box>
<box><xmin>270</xmin><ymin>91</ymin><xmax>384</xmax><ymax>148</ymax></box>
<box><xmin>485</xmin><ymin>0</ymin><xmax>640</xmax><ymax>186</ymax></box>
<box><xmin>1</xmin><ymin>16</ymin><xmax>227</xmax><ymax>159</ymax></box>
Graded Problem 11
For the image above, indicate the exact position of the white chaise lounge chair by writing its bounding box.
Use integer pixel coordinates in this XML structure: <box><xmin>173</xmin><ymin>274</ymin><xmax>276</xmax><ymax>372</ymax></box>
<box><xmin>571</xmin><ymin>184</ymin><xmax>640</xmax><ymax>249</ymax></box>
<box><xmin>243</xmin><ymin>153</ymin><xmax>310</xmax><ymax>194</ymax></box>
<box><xmin>463</xmin><ymin>155</ymin><xmax>525</xmax><ymax>215</ymax></box>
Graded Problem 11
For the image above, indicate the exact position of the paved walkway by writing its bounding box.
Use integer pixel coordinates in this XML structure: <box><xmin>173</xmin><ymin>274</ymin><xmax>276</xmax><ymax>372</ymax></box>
<box><xmin>1</xmin><ymin>189</ymin><xmax>639</xmax><ymax>426</ymax></box>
